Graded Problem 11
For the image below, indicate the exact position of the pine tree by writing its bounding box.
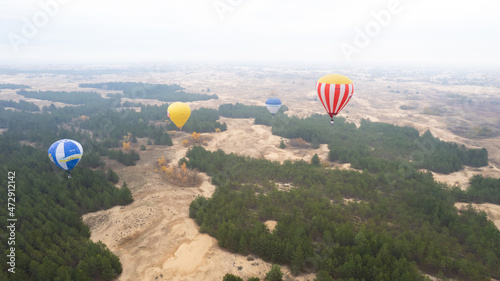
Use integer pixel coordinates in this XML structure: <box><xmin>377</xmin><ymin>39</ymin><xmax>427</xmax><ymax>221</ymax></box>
<box><xmin>291</xmin><ymin>245</ymin><xmax>304</xmax><ymax>275</ymax></box>
<box><xmin>119</xmin><ymin>182</ymin><xmax>133</xmax><ymax>205</ymax></box>
<box><xmin>279</xmin><ymin>140</ymin><xmax>286</xmax><ymax>149</ymax></box>
<box><xmin>222</xmin><ymin>273</ymin><xmax>243</xmax><ymax>281</ymax></box>
<box><xmin>266</xmin><ymin>264</ymin><xmax>283</xmax><ymax>281</ymax></box>
<box><xmin>106</xmin><ymin>168</ymin><xmax>119</xmax><ymax>184</ymax></box>
<box><xmin>311</xmin><ymin>153</ymin><xmax>320</xmax><ymax>166</ymax></box>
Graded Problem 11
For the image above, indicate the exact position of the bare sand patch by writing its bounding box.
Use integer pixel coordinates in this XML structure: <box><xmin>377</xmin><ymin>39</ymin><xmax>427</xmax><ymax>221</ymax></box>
<box><xmin>264</xmin><ymin>220</ymin><xmax>278</xmax><ymax>233</ymax></box>
<box><xmin>432</xmin><ymin>164</ymin><xmax>500</xmax><ymax>190</ymax></box>
<box><xmin>205</xmin><ymin>117</ymin><xmax>329</xmax><ymax>164</ymax></box>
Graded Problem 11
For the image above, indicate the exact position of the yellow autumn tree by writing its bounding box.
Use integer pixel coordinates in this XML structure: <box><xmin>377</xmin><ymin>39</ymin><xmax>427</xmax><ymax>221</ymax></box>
<box><xmin>122</xmin><ymin>142</ymin><xmax>130</xmax><ymax>150</ymax></box>
<box><xmin>158</xmin><ymin>156</ymin><xmax>166</xmax><ymax>167</ymax></box>
<box><xmin>191</xmin><ymin>132</ymin><xmax>201</xmax><ymax>143</ymax></box>
<box><xmin>215</xmin><ymin>128</ymin><xmax>221</xmax><ymax>133</ymax></box>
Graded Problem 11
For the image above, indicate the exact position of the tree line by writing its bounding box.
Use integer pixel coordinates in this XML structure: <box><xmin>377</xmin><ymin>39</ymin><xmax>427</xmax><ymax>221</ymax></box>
<box><xmin>0</xmin><ymin>83</ymin><xmax>31</xmax><ymax>89</ymax></box>
<box><xmin>166</xmin><ymin>107</ymin><xmax>227</xmax><ymax>133</ymax></box>
<box><xmin>17</xmin><ymin>90</ymin><xmax>105</xmax><ymax>105</ymax></box>
<box><xmin>79</xmin><ymin>82</ymin><xmax>218</xmax><ymax>102</ymax></box>
<box><xmin>0</xmin><ymin>99</ymin><xmax>40</xmax><ymax>112</ymax></box>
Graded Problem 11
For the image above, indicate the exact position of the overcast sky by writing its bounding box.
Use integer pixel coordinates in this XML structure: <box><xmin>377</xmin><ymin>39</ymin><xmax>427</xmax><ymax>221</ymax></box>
<box><xmin>1</xmin><ymin>0</ymin><xmax>499</xmax><ymax>68</ymax></box>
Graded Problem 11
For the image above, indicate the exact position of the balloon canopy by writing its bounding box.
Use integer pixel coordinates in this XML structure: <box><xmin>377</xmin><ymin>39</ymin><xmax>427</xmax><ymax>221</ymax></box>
<box><xmin>316</xmin><ymin>74</ymin><xmax>354</xmax><ymax>123</ymax></box>
<box><xmin>48</xmin><ymin>139</ymin><xmax>83</xmax><ymax>177</ymax></box>
<box><xmin>168</xmin><ymin>102</ymin><xmax>191</xmax><ymax>130</ymax></box>
<box><xmin>265</xmin><ymin>98</ymin><xmax>282</xmax><ymax>115</ymax></box>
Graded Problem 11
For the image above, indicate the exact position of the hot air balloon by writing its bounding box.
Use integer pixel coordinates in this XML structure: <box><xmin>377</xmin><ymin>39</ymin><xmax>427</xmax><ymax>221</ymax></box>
<box><xmin>168</xmin><ymin>102</ymin><xmax>191</xmax><ymax>130</ymax></box>
<box><xmin>316</xmin><ymin>74</ymin><xmax>354</xmax><ymax>124</ymax></box>
<box><xmin>265</xmin><ymin>98</ymin><xmax>282</xmax><ymax>115</ymax></box>
<box><xmin>48</xmin><ymin>139</ymin><xmax>83</xmax><ymax>178</ymax></box>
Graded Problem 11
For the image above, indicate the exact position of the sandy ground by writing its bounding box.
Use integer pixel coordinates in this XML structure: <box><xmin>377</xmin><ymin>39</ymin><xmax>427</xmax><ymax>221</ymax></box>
<box><xmin>2</xmin><ymin>67</ymin><xmax>500</xmax><ymax>280</ymax></box>
<box><xmin>205</xmin><ymin>117</ymin><xmax>330</xmax><ymax>163</ymax></box>
<box><xmin>82</xmin><ymin>135</ymin><xmax>315</xmax><ymax>281</ymax></box>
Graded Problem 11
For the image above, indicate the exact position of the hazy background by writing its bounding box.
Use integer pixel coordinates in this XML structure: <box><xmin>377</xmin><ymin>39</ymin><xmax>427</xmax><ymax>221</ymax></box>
<box><xmin>1</xmin><ymin>0</ymin><xmax>499</xmax><ymax>68</ymax></box>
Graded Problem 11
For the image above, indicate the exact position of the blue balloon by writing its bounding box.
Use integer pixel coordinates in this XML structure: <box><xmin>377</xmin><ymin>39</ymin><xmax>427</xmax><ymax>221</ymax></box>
<box><xmin>48</xmin><ymin>139</ymin><xmax>83</xmax><ymax>175</ymax></box>
<box><xmin>265</xmin><ymin>98</ymin><xmax>282</xmax><ymax>115</ymax></box>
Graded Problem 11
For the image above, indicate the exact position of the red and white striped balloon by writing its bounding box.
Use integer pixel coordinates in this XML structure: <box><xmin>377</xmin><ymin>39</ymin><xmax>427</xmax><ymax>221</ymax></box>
<box><xmin>316</xmin><ymin>74</ymin><xmax>354</xmax><ymax>123</ymax></box>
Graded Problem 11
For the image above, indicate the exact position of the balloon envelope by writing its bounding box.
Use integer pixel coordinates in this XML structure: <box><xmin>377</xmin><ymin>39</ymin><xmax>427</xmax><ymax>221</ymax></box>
<box><xmin>48</xmin><ymin>139</ymin><xmax>83</xmax><ymax>173</ymax></box>
<box><xmin>265</xmin><ymin>98</ymin><xmax>282</xmax><ymax>115</ymax></box>
<box><xmin>316</xmin><ymin>74</ymin><xmax>353</xmax><ymax>120</ymax></box>
<box><xmin>168</xmin><ymin>102</ymin><xmax>191</xmax><ymax>129</ymax></box>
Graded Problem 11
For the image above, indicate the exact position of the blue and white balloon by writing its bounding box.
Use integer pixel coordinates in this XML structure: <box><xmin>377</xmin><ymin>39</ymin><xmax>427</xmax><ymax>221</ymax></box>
<box><xmin>265</xmin><ymin>98</ymin><xmax>282</xmax><ymax>115</ymax></box>
<box><xmin>48</xmin><ymin>139</ymin><xmax>83</xmax><ymax>177</ymax></box>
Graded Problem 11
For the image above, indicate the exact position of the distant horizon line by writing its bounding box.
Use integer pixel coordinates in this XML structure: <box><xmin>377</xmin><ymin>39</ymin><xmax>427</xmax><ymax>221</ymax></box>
<box><xmin>0</xmin><ymin>61</ymin><xmax>498</xmax><ymax>73</ymax></box>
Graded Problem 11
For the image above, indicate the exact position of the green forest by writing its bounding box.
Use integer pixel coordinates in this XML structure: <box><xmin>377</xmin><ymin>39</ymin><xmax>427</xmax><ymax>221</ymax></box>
<box><xmin>0</xmin><ymin>134</ymin><xmax>132</xmax><ymax>281</ymax></box>
<box><xmin>185</xmin><ymin>146</ymin><xmax>500</xmax><ymax>280</ymax></box>
<box><xmin>79</xmin><ymin>82</ymin><xmax>218</xmax><ymax>102</ymax></box>
<box><xmin>0</xmin><ymin>84</ymin><xmax>31</xmax><ymax>89</ymax></box>
<box><xmin>0</xmin><ymin>96</ymin><xmax>226</xmax><ymax>166</ymax></box>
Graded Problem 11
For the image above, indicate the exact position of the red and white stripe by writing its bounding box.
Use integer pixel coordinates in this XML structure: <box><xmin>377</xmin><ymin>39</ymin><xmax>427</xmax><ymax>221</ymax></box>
<box><xmin>316</xmin><ymin>82</ymin><xmax>354</xmax><ymax>117</ymax></box>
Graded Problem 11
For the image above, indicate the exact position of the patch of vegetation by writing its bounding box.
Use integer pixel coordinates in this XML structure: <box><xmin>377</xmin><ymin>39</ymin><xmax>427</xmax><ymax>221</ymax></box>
<box><xmin>451</xmin><ymin>175</ymin><xmax>500</xmax><ymax>204</ymax></box>
<box><xmin>0</xmin><ymin>83</ymin><xmax>31</xmax><ymax>89</ymax></box>
<box><xmin>400</xmin><ymin>104</ymin><xmax>417</xmax><ymax>110</ymax></box>
<box><xmin>187</xmin><ymin>145</ymin><xmax>500</xmax><ymax>280</ymax></box>
<box><xmin>422</xmin><ymin>106</ymin><xmax>444</xmax><ymax>116</ymax></box>
<box><xmin>79</xmin><ymin>82</ymin><xmax>218</xmax><ymax>102</ymax></box>
<box><xmin>17</xmin><ymin>90</ymin><xmax>106</xmax><ymax>105</ymax></box>
<box><xmin>467</xmin><ymin>126</ymin><xmax>494</xmax><ymax>138</ymax></box>
<box><xmin>0</xmin><ymin>99</ymin><xmax>40</xmax><ymax>112</ymax></box>
<box><xmin>218</xmin><ymin>103</ymin><xmax>289</xmax><ymax>126</ymax></box>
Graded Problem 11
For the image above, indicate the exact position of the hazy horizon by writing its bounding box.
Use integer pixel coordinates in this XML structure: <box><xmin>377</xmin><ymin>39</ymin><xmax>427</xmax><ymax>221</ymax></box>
<box><xmin>1</xmin><ymin>0</ymin><xmax>500</xmax><ymax>70</ymax></box>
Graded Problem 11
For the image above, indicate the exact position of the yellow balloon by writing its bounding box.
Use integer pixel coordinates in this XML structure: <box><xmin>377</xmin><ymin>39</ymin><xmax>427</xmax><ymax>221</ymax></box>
<box><xmin>168</xmin><ymin>102</ymin><xmax>191</xmax><ymax>130</ymax></box>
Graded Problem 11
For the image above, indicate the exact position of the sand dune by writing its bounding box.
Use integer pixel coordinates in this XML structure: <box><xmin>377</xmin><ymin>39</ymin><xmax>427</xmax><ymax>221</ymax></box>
<box><xmin>83</xmin><ymin>134</ymin><xmax>316</xmax><ymax>281</ymax></box>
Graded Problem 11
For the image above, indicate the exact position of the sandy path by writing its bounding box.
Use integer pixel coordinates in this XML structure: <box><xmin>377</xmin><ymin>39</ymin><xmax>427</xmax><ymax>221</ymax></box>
<box><xmin>83</xmin><ymin>134</ymin><xmax>316</xmax><ymax>281</ymax></box>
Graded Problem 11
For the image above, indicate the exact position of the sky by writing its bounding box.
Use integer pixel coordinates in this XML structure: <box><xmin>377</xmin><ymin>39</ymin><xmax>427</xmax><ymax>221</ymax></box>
<box><xmin>1</xmin><ymin>0</ymin><xmax>499</xmax><ymax>68</ymax></box>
